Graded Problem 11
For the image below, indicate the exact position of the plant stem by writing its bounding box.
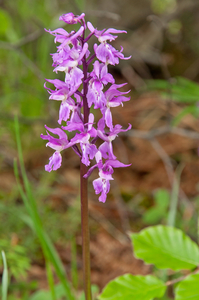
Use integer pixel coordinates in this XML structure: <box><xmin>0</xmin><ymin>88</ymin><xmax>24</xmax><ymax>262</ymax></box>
<box><xmin>80</xmin><ymin>27</ymin><xmax>92</xmax><ymax>299</ymax></box>
<box><xmin>80</xmin><ymin>161</ymin><xmax>92</xmax><ymax>300</ymax></box>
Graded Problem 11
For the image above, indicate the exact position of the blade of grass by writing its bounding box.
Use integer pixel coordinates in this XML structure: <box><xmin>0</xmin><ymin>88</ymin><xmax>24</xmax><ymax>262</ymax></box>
<box><xmin>1</xmin><ymin>251</ymin><xmax>8</xmax><ymax>300</ymax></box>
<box><xmin>159</xmin><ymin>164</ymin><xmax>184</xmax><ymax>287</ymax></box>
<box><xmin>167</xmin><ymin>164</ymin><xmax>184</xmax><ymax>227</ymax></box>
<box><xmin>14</xmin><ymin>116</ymin><xmax>75</xmax><ymax>300</ymax></box>
<box><xmin>46</xmin><ymin>261</ymin><xmax>56</xmax><ymax>300</ymax></box>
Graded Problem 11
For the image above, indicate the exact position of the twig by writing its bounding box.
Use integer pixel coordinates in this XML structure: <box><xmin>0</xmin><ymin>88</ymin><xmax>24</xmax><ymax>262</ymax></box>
<box><xmin>166</xmin><ymin>269</ymin><xmax>199</xmax><ymax>286</ymax></box>
<box><xmin>167</xmin><ymin>163</ymin><xmax>185</xmax><ymax>227</ymax></box>
<box><xmin>172</xmin><ymin>127</ymin><xmax>199</xmax><ymax>139</ymax></box>
<box><xmin>14</xmin><ymin>30</ymin><xmax>43</xmax><ymax>48</ymax></box>
<box><xmin>150</xmin><ymin>138</ymin><xmax>193</xmax><ymax>210</ymax></box>
<box><xmin>125</xmin><ymin>127</ymin><xmax>196</xmax><ymax>210</ymax></box>
<box><xmin>112</xmin><ymin>179</ymin><xmax>131</xmax><ymax>233</ymax></box>
<box><xmin>86</xmin><ymin>10</ymin><xmax>120</xmax><ymax>21</ymax></box>
<box><xmin>121</xmin><ymin>65</ymin><xmax>146</xmax><ymax>90</ymax></box>
<box><xmin>0</xmin><ymin>38</ymin><xmax>44</xmax><ymax>80</ymax></box>
<box><xmin>89</xmin><ymin>209</ymin><xmax>129</xmax><ymax>245</ymax></box>
<box><xmin>18</xmin><ymin>49</ymin><xmax>44</xmax><ymax>80</ymax></box>
<box><xmin>126</xmin><ymin>126</ymin><xmax>199</xmax><ymax>140</ymax></box>
<box><xmin>0</xmin><ymin>29</ymin><xmax>43</xmax><ymax>49</ymax></box>
<box><xmin>150</xmin><ymin>138</ymin><xmax>174</xmax><ymax>185</ymax></box>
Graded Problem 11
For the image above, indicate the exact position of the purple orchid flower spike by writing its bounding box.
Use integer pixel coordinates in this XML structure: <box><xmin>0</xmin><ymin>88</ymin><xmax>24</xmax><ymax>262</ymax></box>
<box><xmin>42</xmin><ymin>12</ymin><xmax>131</xmax><ymax>202</ymax></box>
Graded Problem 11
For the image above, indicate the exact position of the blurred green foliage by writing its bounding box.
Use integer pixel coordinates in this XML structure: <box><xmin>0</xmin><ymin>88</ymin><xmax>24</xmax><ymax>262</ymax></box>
<box><xmin>143</xmin><ymin>189</ymin><xmax>170</xmax><ymax>225</ymax></box>
<box><xmin>0</xmin><ymin>239</ymin><xmax>30</xmax><ymax>279</ymax></box>
<box><xmin>146</xmin><ymin>77</ymin><xmax>199</xmax><ymax>125</ymax></box>
<box><xmin>0</xmin><ymin>0</ymin><xmax>85</xmax><ymax>149</ymax></box>
<box><xmin>29</xmin><ymin>284</ymin><xmax>99</xmax><ymax>300</ymax></box>
<box><xmin>151</xmin><ymin>0</ymin><xmax>177</xmax><ymax>14</ymax></box>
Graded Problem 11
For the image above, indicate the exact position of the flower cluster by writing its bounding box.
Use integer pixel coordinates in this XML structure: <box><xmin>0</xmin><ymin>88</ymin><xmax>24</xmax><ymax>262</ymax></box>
<box><xmin>41</xmin><ymin>12</ymin><xmax>131</xmax><ymax>202</ymax></box>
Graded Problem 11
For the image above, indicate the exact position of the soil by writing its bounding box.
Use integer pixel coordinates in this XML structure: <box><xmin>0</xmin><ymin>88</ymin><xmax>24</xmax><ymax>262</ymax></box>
<box><xmin>24</xmin><ymin>90</ymin><xmax>199</xmax><ymax>291</ymax></box>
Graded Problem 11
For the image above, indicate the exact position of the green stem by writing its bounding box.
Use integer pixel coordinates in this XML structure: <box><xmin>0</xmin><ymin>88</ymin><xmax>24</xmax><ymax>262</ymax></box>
<box><xmin>80</xmin><ymin>161</ymin><xmax>92</xmax><ymax>300</ymax></box>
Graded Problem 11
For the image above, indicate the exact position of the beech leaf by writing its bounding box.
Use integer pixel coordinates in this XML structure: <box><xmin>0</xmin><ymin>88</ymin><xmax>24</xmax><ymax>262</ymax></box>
<box><xmin>131</xmin><ymin>225</ymin><xmax>199</xmax><ymax>270</ymax></box>
<box><xmin>98</xmin><ymin>274</ymin><xmax>166</xmax><ymax>300</ymax></box>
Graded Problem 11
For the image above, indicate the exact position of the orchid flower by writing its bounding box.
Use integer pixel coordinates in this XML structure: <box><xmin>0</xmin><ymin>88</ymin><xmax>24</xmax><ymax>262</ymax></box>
<box><xmin>41</xmin><ymin>12</ymin><xmax>131</xmax><ymax>202</ymax></box>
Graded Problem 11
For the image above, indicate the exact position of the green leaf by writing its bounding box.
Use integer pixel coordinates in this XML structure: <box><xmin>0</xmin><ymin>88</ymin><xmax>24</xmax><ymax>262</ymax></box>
<box><xmin>175</xmin><ymin>273</ymin><xmax>199</xmax><ymax>300</ymax></box>
<box><xmin>98</xmin><ymin>274</ymin><xmax>166</xmax><ymax>300</ymax></box>
<box><xmin>29</xmin><ymin>283</ymin><xmax>66</xmax><ymax>300</ymax></box>
<box><xmin>172</xmin><ymin>105</ymin><xmax>199</xmax><ymax>126</ymax></box>
<box><xmin>131</xmin><ymin>225</ymin><xmax>199</xmax><ymax>270</ymax></box>
<box><xmin>154</xmin><ymin>189</ymin><xmax>170</xmax><ymax>209</ymax></box>
<box><xmin>29</xmin><ymin>290</ymin><xmax>51</xmax><ymax>300</ymax></box>
<box><xmin>143</xmin><ymin>208</ymin><xmax>162</xmax><ymax>225</ymax></box>
<box><xmin>146</xmin><ymin>77</ymin><xmax>199</xmax><ymax>103</ymax></box>
<box><xmin>143</xmin><ymin>189</ymin><xmax>169</xmax><ymax>224</ymax></box>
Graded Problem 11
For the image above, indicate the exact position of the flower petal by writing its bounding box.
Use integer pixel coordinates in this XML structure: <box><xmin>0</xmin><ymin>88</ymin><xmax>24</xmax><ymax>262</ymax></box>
<box><xmin>45</xmin><ymin>151</ymin><xmax>62</xmax><ymax>172</ymax></box>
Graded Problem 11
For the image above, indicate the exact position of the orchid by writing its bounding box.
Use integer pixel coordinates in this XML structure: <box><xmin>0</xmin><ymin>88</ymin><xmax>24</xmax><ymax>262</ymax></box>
<box><xmin>41</xmin><ymin>12</ymin><xmax>131</xmax><ymax>202</ymax></box>
<box><xmin>41</xmin><ymin>12</ymin><xmax>131</xmax><ymax>300</ymax></box>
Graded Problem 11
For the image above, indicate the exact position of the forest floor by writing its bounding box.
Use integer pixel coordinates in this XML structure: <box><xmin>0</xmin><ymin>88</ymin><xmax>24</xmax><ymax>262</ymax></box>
<box><xmin>7</xmin><ymin>88</ymin><xmax>197</xmax><ymax>292</ymax></box>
